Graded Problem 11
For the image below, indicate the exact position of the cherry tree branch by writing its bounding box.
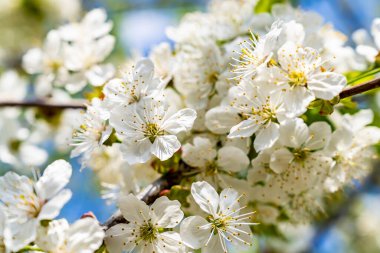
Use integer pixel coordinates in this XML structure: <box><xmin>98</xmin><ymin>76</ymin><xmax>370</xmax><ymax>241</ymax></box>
<box><xmin>0</xmin><ymin>100</ymin><xmax>86</xmax><ymax>109</ymax></box>
<box><xmin>102</xmin><ymin>169</ymin><xmax>185</xmax><ymax>229</ymax></box>
<box><xmin>340</xmin><ymin>77</ymin><xmax>380</xmax><ymax>99</ymax></box>
<box><xmin>0</xmin><ymin>78</ymin><xmax>379</xmax><ymax>110</ymax></box>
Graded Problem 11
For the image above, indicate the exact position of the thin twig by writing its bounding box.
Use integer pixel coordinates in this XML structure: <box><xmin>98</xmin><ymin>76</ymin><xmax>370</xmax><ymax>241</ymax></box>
<box><xmin>0</xmin><ymin>78</ymin><xmax>379</xmax><ymax>110</ymax></box>
<box><xmin>0</xmin><ymin>100</ymin><xmax>86</xmax><ymax>109</ymax></box>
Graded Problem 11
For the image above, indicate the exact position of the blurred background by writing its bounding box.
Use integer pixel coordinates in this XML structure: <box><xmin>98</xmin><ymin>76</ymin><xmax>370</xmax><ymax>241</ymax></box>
<box><xmin>0</xmin><ymin>0</ymin><xmax>380</xmax><ymax>252</ymax></box>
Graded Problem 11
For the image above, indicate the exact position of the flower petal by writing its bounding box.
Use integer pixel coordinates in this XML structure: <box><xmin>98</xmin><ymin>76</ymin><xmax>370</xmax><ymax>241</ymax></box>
<box><xmin>308</xmin><ymin>72</ymin><xmax>346</xmax><ymax>100</ymax></box>
<box><xmin>118</xmin><ymin>193</ymin><xmax>149</xmax><ymax>224</ymax></box>
<box><xmin>161</xmin><ymin>108</ymin><xmax>197</xmax><ymax>134</ymax></box>
<box><xmin>35</xmin><ymin>160</ymin><xmax>72</xmax><ymax>200</ymax></box>
<box><xmin>151</xmin><ymin>135</ymin><xmax>181</xmax><ymax>161</ymax></box>
<box><xmin>150</xmin><ymin>196</ymin><xmax>184</xmax><ymax>228</ymax></box>
<box><xmin>38</xmin><ymin>189</ymin><xmax>72</xmax><ymax>220</ymax></box>
<box><xmin>228</xmin><ymin>119</ymin><xmax>261</xmax><ymax>138</ymax></box>
<box><xmin>217</xmin><ymin>146</ymin><xmax>249</xmax><ymax>172</ymax></box>
<box><xmin>254</xmin><ymin>123</ymin><xmax>280</xmax><ymax>152</ymax></box>
<box><xmin>180</xmin><ymin>216</ymin><xmax>210</xmax><ymax>249</ymax></box>
<box><xmin>191</xmin><ymin>181</ymin><xmax>219</xmax><ymax>216</ymax></box>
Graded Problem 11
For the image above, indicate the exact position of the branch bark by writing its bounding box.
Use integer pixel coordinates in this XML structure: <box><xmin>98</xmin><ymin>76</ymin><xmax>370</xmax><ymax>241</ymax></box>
<box><xmin>340</xmin><ymin>77</ymin><xmax>380</xmax><ymax>99</ymax></box>
<box><xmin>0</xmin><ymin>78</ymin><xmax>379</xmax><ymax>110</ymax></box>
<box><xmin>0</xmin><ymin>100</ymin><xmax>86</xmax><ymax>109</ymax></box>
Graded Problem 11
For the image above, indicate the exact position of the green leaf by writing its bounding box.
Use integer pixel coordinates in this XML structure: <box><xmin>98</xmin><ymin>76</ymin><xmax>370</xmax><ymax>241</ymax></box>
<box><xmin>168</xmin><ymin>185</ymin><xmax>190</xmax><ymax>208</ymax></box>
<box><xmin>254</xmin><ymin>0</ymin><xmax>287</xmax><ymax>13</ymax></box>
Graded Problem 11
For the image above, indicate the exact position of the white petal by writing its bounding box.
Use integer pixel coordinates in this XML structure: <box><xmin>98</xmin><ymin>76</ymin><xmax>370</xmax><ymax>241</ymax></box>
<box><xmin>180</xmin><ymin>216</ymin><xmax>210</xmax><ymax>249</ymax></box>
<box><xmin>38</xmin><ymin>189</ymin><xmax>72</xmax><ymax>220</ymax></box>
<box><xmin>228</xmin><ymin>119</ymin><xmax>260</xmax><ymax>138</ymax></box>
<box><xmin>191</xmin><ymin>181</ymin><xmax>219</xmax><ymax>216</ymax></box>
<box><xmin>284</xmin><ymin>87</ymin><xmax>314</xmax><ymax>116</ymax></box>
<box><xmin>6</xmin><ymin>219</ymin><xmax>38</xmax><ymax>252</ymax></box>
<box><xmin>205</xmin><ymin>106</ymin><xmax>241</xmax><ymax>134</ymax></box>
<box><xmin>86</xmin><ymin>64</ymin><xmax>115</xmax><ymax>86</ymax></box>
<box><xmin>105</xmin><ymin>223</ymin><xmax>136</xmax><ymax>253</ymax></box>
<box><xmin>93</xmin><ymin>35</ymin><xmax>115</xmax><ymax>62</ymax></box>
<box><xmin>150</xmin><ymin>196</ymin><xmax>184</xmax><ymax>228</ymax></box>
<box><xmin>22</xmin><ymin>48</ymin><xmax>43</xmax><ymax>74</ymax></box>
<box><xmin>279</xmin><ymin>118</ymin><xmax>309</xmax><ymax>148</ymax></box>
<box><xmin>269</xmin><ymin>148</ymin><xmax>294</xmax><ymax>174</ymax></box>
<box><xmin>162</xmin><ymin>108</ymin><xmax>197</xmax><ymax>134</ymax></box>
<box><xmin>217</xmin><ymin>146</ymin><xmax>249</xmax><ymax>172</ymax></box>
<box><xmin>118</xmin><ymin>193</ymin><xmax>149</xmax><ymax>224</ymax></box>
<box><xmin>218</xmin><ymin>187</ymin><xmax>240</xmax><ymax>215</ymax></box>
<box><xmin>35</xmin><ymin>160</ymin><xmax>72</xmax><ymax>200</ymax></box>
<box><xmin>308</xmin><ymin>72</ymin><xmax>346</xmax><ymax>100</ymax></box>
<box><xmin>120</xmin><ymin>139</ymin><xmax>153</xmax><ymax>165</ymax></box>
<box><xmin>202</xmin><ymin>234</ymin><xmax>225</xmax><ymax>253</ymax></box>
<box><xmin>151</xmin><ymin>135</ymin><xmax>181</xmax><ymax>161</ymax></box>
<box><xmin>254</xmin><ymin>123</ymin><xmax>280</xmax><ymax>152</ymax></box>
<box><xmin>156</xmin><ymin>232</ymin><xmax>185</xmax><ymax>253</ymax></box>
<box><xmin>306</xmin><ymin>121</ymin><xmax>331</xmax><ymax>150</ymax></box>
<box><xmin>182</xmin><ymin>137</ymin><xmax>216</xmax><ymax>168</ymax></box>
<box><xmin>67</xmin><ymin>218</ymin><xmax>105</xmax><ymax>253</ymax></box>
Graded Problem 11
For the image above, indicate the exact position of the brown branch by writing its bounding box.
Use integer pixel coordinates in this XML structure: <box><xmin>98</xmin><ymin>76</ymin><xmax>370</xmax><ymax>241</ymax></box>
<box><xmin>102</xmin><ymin>169</ymin><xmax>184</xmax><ymax>229</ymax></box>
<box><xmin>0</xmin><ymin>100</ymin><xmax>86</xmax><ymax>109</ymax></box>
<box><xmin>0</xmin><ymin>77</ymin><xmax>379</xmax><ymax>110</ymax></box>
<box><xmin>340</xmin><ymin>77</ymin><xmax>380</xmax><ymax>99</ymax></box>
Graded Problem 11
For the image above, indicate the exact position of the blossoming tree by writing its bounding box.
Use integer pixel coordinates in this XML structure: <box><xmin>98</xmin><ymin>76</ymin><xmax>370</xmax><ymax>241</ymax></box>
<box><xmin>0</xmin><ymin>0</ymin><xmax>380</xmax><ymax>252</ymax></box>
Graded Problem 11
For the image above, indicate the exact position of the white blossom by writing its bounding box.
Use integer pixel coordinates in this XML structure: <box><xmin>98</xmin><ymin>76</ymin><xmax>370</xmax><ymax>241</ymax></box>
<box><xmin>227</xmin><ymin>83</ymin><xmax>288</xmax><ymax>152</ymax></box>
<box><xmin>110</xmin><ymin>99</ymin><xmax>196</xmax><ymax>164</ymax></box>
<box><xmin>353</xmin><ymin>18</ymin><xmax>380</xmax><ymax>63</ymax></box>
<box><xmin>180</xmin><ymin>181</ymin><xmax>255</xmax><ymax>253</ymax></box>
<box><xmin>105</xmin><ymin>194</ymin><xmax>185</xmax><ymax>253</ymax></box>
<box><xmin>103</xmin><ymin>59</ymin><xmax>164</xmax><ymax>108</ymax></box>
<box><xmin>270</xmin><ymin>41</ymin><xmax>346</xmax><ymax>115</ymax></box>
<box><xmin>0</xmin><ymin>160</ymin><xmax>72</xmax><ymax>252</ymax></box>
<box><xmin>71</xmin><ymin>98</ymin><xmax>112</xmax><ymax>169</ymax></box>
<box><xmin>36</xmin><ymin>218</ymin><xmax>104</xmax><ymax>253</ymax></box>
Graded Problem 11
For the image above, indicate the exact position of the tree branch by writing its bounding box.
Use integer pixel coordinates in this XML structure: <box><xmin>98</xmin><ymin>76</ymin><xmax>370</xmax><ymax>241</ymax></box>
<box><xmin>0</xmin><ymin>78</ymin><xmax>379</xmax><ymax>110</ymax></box>
<box><xmin>0</xmin><ymin>100</ymin><xmax>86</xmax><ymax>109</ymax></box>
<box><xmin>340</xmin><ymin>77</ymin><xmax>380</xmax><ymax>99</ymax></box>
<box><xmin>102</xmin><ymin>169</ymin><xmax>184</xmax><ymax>229</ymax></box>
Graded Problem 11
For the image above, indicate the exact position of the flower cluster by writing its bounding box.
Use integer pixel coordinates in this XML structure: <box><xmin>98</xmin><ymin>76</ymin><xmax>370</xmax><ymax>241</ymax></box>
<box><xmin>105</xmin><ymin>181</ymin><xmax>255</xmax><ymax>253</ymax></box>
<box><xmin>69</xmin><ymin>0</ymin><xmax>380</xmax><ymax>234</ymax></box>
<box><xmin>0</xmin><ymin>160</ymin><xmax>104</xmax><ymax>252</ymax></box>
<box><xmin>0</xmin><ymin>0</ymin><xmax>380</xmax><ymax>253</ymax></box>
<box><xmin>22</xmin><ymin>8</ymin><xmax>115</xmax><ymax>96</ymax></box>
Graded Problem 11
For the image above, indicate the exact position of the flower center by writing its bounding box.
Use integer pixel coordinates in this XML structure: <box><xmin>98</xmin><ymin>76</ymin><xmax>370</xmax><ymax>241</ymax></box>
<box><xmin>207</xmin><ymin>215</ymin><xmax>232</xmax><ymax>232</ymax></box>
<box><xmin>292</xmin><ymin>148</ymin><xmax>310</xmax><ymax>161</ymax></box>
<box><xmin>139</xmin><ymin>222</ymin><xmax>157</xmax><ymax>242</ymax></box>
<box><xmin>144</xmin><ymin>123</ymin><xmax>164</xmax><ymax>143</ymax></box>
<box><xmin>207</xmin><ymin>71</ymin><xmax>219</xmax><ymax>84</ymax></box>
<box><xmin>288</xmin><ymin>71</ymin><xmax>307</xmax><ymax>87</ymax></box>
<box><xmin>204</xmin><ymin>161</ymin><xmax>219</xmax><ymax>176</ymax></box>
<box><xmin>18</xmin><ymin>193</ymin><xmax>43</xmax><ymax>218</ymax></box>
<box><xmin>252</xmin><ymin>103</ymin><xmax>277</xmax><ymax>124</ymax></box>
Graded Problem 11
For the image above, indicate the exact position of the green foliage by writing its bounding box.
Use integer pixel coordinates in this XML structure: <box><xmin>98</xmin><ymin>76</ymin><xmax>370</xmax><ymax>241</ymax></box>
<box><xmin>152</xmin><ymin>151</ymin><xmax>182</xmax><ymax>174</ymax></box>
<box><xmin>95</xmin><ymin>244</ymin><xmax>109</xmax><ymax>253</ymax></box>
<box><xmin>307</xmin><ymin>96</ymin><xmax>341</xmax><ymax>117</ymax></box>
<box><xmin>254</xmin><ymin>0</ymin><xmax>287</xmax><ymax>13</ymax></box>
<box><xmin>168</xmin><ymin>185</ymin><xmax>190</xmax><ymax>208</ymax></box>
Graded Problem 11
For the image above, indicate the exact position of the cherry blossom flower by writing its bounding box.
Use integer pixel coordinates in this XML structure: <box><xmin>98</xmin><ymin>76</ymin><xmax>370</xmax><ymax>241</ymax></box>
<box><xmin>36</xmin><ymin>218</ymin><xmax>104</xmax><ymax>253</ymax></box>
<box><xmin>110</xmin><ymin>99</ymin><xmax>196</xmax><ymax>164</ymax></box>
<box><xmin>0</xmin><ymin>160</ymin><xmax>72</xmax><ymax>252</ymax></box>
<box><xmin>180</xmin><ymin>181</ymin><xmax>255</xmax><ymax>253</ymax></box>
<box><xmin>103</xmin><ymin>59</ymin><xmax>164</xmax><ymax>108</ymax></box>
<box><xmin>105</xmin><ymin>194</ymin><xmax>185</xmax><ymax>253</ymax></box>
